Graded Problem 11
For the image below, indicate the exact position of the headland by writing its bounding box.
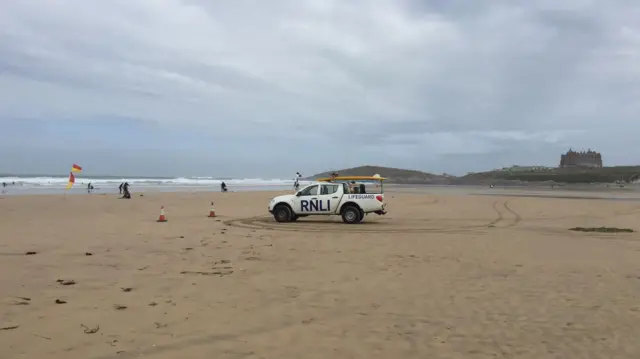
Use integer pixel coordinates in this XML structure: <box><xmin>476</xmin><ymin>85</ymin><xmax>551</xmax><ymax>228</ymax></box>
<box><xmin>309</xmin><ymin>149</ymin><xmax>640</xmax><ymax>187</ymax></box>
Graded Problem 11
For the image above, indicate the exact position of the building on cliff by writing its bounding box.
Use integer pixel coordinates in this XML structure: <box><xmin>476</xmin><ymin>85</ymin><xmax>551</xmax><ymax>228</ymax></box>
<box><xmin>559</xmin><ymin>149</ymin><xmax>603</xmax><ymax>168</ymax></box>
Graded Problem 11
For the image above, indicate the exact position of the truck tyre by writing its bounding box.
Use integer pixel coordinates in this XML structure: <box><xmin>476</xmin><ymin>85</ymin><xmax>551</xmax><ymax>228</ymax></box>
<box><xmin>359</xmin><ymin>209</ymin><xmax>365</xmax><ymax>222</ymax></box>
<box><xmin>341</xmin><ymin>206</ymin><xmax>361</xmax><ymax>224</ymax></box>
<box><xmin>273</xmin><ymin>205</ymin><xmax>292</xmax><ymax>222</ymax></box>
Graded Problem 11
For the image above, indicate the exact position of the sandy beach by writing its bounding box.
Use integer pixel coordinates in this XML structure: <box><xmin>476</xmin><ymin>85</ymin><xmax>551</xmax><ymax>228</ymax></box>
<box><xmin>2</xmin><ymin>189</ymin><xmax>640</xmax><ymax>358</ymax></box>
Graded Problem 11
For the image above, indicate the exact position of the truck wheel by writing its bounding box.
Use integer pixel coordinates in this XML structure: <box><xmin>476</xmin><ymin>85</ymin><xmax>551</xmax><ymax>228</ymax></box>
<box><xmin>273</xmin><ymin>205</ymin><xmax>292</xmax><ymax>222</ymax></box>
<box><xmin>341</xmin><ymin>206</ymin><xmax>361</xmax><ymax>224</ymax></box>
<box><xmin>359</xmin><ymin>209</ymin><xmax>365</xmax><ymax>221</ymax></box>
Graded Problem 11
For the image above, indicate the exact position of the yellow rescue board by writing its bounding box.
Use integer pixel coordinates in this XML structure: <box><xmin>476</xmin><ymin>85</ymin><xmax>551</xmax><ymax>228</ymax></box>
<box><xmin>316</xmin><ymin>176</ymin><xmax>387</xmax><ymax>182</ymax></box>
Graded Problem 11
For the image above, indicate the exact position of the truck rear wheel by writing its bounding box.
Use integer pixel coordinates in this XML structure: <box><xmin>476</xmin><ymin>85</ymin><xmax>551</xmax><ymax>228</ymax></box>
<box><xmin>341</xmin><ymin>206</ymin><xmax>361</xmax><ymax>224</ymax></box>
<box><xmin>273</xmin><ymin>205</ymin><xmax>292</xmax><ymax>222</ymax></box>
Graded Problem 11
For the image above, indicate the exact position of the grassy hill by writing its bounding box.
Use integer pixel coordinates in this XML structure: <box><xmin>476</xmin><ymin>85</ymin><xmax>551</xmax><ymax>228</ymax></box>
<box><xmin>308</xmin><ymin>165</ymin><xmax>640</xmax><ymax>185</ymax></box>
<box><xmin>307</xmin><ymin>165</ymin><xmax>451</xmax><ymax>184</ymax></box>
<box><xmin>453</xmin><ymin>166</ymin><xmax>640</xmax><ymax>184</ymax></box>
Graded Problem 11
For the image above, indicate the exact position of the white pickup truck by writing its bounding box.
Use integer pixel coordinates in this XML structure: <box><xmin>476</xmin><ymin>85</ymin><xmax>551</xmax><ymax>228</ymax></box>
<box><xmin>268</xmin><ymin>177</ymin><xmax>387</xmax><ymax>224</ymax></box>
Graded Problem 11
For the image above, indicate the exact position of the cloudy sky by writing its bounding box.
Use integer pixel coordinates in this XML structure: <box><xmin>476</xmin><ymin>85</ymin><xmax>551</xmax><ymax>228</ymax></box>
<box><xmin>0</xmin><ymin>0</ymin><xmax>638</xmax><ymax>177</ymax></box>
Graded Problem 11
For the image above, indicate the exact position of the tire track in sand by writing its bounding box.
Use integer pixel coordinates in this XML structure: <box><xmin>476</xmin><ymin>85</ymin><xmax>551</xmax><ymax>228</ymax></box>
<box><xmin>487</xmin><ymin>200</ymin><xmax>522</xmax><ymax>228</ymax></box>
<box><xmin>224</xmin><ymin>199</ymin><xmax>521</xmax><ymax>234</ymax></box>
<box><xmin>223</xmin><ymin>216</ymin><xmax>486</xmax><ymax>234</ymax></box>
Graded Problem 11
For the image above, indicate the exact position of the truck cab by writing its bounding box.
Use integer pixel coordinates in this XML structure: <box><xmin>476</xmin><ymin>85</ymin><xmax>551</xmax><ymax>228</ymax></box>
<box><xmin>268</xmin><ymin>176</ymin><xmax>387</xmax><ymax>224</ymax></box>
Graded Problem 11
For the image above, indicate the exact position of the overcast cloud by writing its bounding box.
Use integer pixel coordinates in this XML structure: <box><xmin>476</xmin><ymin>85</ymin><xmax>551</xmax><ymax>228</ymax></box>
<box><xmin>1</xmin><ymin>0</ymin><xmax>639</xmax><ymax>177</ymax></box>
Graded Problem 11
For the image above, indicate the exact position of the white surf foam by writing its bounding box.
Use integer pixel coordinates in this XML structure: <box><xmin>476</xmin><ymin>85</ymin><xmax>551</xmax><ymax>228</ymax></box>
<box><xmin>0</xmin><ymin>176</ymin><xmax>313</xmax><ymax>188</ymax></box>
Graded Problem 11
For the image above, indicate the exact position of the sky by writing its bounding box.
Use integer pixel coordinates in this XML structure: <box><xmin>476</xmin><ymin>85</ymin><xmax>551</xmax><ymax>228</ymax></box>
<box><xmin>1</xmin><ymin>0</ymin><xmax>639</xmax><ymax>178</ymax></box>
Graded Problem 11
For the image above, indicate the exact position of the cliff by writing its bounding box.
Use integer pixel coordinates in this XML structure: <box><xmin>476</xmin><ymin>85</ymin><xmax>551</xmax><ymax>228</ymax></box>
<box><xmin>307</xmin><ymin>165</ymin><xmax>640</xmax><ymax>185</ymax></box>
<box><xmin>453</xmin><ymin>166</ymin><xmax>640</xmax><ymax>184</ymax></box>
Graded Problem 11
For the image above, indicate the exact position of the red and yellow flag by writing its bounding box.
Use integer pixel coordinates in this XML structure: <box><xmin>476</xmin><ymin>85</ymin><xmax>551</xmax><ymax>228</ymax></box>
<box><xmin>71</xmin><ymin>164</ymin><xmax>82</xmax><ymax>173</ymax></box>
<box><xmin>66</xmin><ymin>172</ymin><xmax>75</xmax><ymax>190</ymax></box>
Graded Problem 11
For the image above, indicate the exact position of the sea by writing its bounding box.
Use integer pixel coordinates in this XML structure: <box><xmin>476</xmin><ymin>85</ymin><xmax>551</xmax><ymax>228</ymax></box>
<box><xmin>4</xmin><ymin>174</ymin><xmax>640</xmax><ymax>202</ymax></box>
<box><xmin>0</xmin><ymin>175</ymin><xmax>313</xmax><ymax>196</ymax></box>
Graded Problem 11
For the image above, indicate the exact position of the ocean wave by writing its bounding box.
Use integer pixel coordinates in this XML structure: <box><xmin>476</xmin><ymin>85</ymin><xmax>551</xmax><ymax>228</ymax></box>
<box><xmin>0</xmin><ymin>176</ymin><xmax>312</xmax><ymax>188</ymax></box>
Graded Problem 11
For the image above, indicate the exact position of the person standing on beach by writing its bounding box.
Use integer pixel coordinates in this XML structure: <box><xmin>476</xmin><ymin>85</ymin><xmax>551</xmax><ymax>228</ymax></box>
<box><xmin>122</xmin><ymin>182</ymin><xmax>131</xmax><ymax>199</ymax></box>
<box><xmin>118</xmin><ymin>182</ymin><xmax>123</xmax><ymax>194</ymax></box>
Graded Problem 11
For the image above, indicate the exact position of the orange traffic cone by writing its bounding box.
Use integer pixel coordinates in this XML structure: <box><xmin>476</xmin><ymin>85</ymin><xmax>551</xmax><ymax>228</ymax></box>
<box><xmin>208</xmin><ymin>201</ymin><xmax>216</xmax><ymax>217</ymax></box>
<box><xmin>157</xmin><ymin>205</ymin><xmax>167</xmax><ymax>222</ymax></box>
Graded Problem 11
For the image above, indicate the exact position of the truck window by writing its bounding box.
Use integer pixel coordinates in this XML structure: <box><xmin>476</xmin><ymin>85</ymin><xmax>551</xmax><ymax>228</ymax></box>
<box><xmin>362</xmin><ymin>182</ymin><xmax>384</xmax><ymax>194</ymax></box>
<box><xmin>342</xmin><ymin>183</ymin><xmax>350</xmax><ymax>194</ymax></box>
<box><xmin>298</xmin><ymin>185</ymin><xmax>318</xmax><ymax>196</ymax></box>
<box><xmin>321</xmin><ymin>184</ymin><xmax>340</xmax><ymax>195</ymax></box>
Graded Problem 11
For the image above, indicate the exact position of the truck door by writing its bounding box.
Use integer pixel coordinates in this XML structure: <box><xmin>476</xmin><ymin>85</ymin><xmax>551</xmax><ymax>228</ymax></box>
<box><xmin>318</xmin><ymin>184</ymin><xmax>341</xmax><ymax>214</ymax></box>
<box><xmin>293</xmin><ymin>184</ymin><xmax>320</xmax><ymax>214</ymax></box>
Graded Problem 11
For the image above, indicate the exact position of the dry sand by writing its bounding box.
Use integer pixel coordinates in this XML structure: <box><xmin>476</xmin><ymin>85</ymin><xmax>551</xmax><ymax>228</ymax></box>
<box><xmin>2</xmin><ymin>190</ymin><xmax>640</xmax><ymax>359</ymax></box>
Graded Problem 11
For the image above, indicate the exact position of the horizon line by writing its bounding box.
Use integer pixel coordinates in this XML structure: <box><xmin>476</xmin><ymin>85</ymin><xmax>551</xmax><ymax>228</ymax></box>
<box><xmin>0</xmin><ymin>173</ymin><xmax>282</xmax><ymax>179</ymax></box>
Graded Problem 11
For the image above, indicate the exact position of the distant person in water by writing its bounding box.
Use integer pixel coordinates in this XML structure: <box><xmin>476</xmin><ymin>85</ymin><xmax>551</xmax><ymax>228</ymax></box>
<box><xmin>2</xmin><ymin>182</ymin><xmax>5</xmax><ymax>188</ymax></box>
<box><xmin>87</xmin><ymin>182</ymin><xmax>94</xmax><ymax>193</ymax></box>
<box><xmin>118</xmin><ymin>182</ymin><xmax>123</xmax><ymax>194</ymax></box>
<box><xmin>221</xmin><ymin>182</ymin><xmax>228</xmax><ymax>192</ymax></box>
<box><xmin>121</xmin><ymin>182</ymin><xmax>131</xmax><ymax>199</ymax></box>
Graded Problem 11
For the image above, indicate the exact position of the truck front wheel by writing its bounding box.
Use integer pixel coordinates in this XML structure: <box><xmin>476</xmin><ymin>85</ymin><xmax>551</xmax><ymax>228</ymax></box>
<box><xmin>341</xmin><ymin>206</ymin><xmax>362</xmax><ymax>224</ymax></box>
<box><xmin>273</xmin><ymin>205</ymin><xmax>292</xmax><ymax>222</ymax></box>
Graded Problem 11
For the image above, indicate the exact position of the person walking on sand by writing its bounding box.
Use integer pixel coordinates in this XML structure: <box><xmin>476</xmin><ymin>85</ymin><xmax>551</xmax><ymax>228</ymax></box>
<box><xmin>118</xmin><ymin>182</ymin><xmax>123</xmax><ymax>194</ymax></box>
<box><xmin>293</xmin><ymin>171</ymin><xmax>302</xmax><ymax>190</ymax></box>
<box><xmin>121</xmin><ymin>182</ymin><xmax>131</xmax><ymax>199</ymax></box>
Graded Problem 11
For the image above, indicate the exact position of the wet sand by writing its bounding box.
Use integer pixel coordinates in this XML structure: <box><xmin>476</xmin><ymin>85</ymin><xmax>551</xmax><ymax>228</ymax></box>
<box><xmin>2</xmin><ymin>190</ymin><xmax>640</xmax><ymax>358</ymax></box>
